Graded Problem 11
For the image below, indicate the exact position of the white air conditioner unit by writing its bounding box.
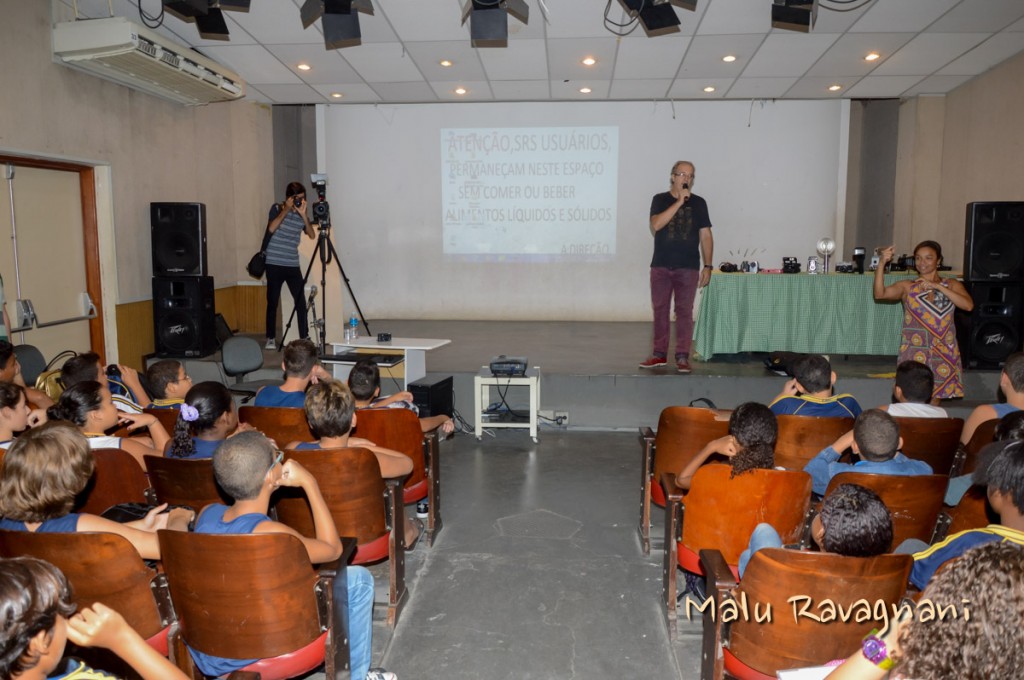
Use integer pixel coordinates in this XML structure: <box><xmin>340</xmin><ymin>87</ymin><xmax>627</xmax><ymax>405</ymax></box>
<box><xmin>53</xmin><ymin>17</ymin><xmax>245</xmax><ymax>106</ymax></box>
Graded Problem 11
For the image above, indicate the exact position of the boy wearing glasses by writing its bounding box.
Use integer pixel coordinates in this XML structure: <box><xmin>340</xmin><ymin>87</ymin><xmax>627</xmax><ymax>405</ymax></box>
<box><xmin>192</xmin><ymin>431</ymin><xmax>396</xmax><ymax>680</ymax></box>
<box><xmin>641</xmin><ymin>160</ymin><xmax>714</xmax><ymax>374</ymax></box>
<box><xmin>145</xmin><ymin>359</ymin><xmax>192</xmax><ymax>408</ymax></box>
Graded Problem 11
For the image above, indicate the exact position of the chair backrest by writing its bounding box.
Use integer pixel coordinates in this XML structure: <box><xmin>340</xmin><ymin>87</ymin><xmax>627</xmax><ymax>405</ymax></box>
<box><xmin>947</xmin><ymin>484</ymin><xmax>997</xmax><ymax>535</ymax></box>
<box><xmin>962</xmin><ymin>418</ymin><xmax>999</xmax><ymax>475</ymax></box>
<box><xmin>892</xmin><ymin>416</ymin><xmax>964</xmax><ymax>475</ymax></box>
<box><xmin>144</xmin><ymin>455</ymin><xmax>228</xmax><ymax>510</ymax></box>
<box><xmin>276</xmin><ymin>447</ymin><xmax>388</xmax><ymax>545</ymax></box>
<box><xmin>824</xmin><ymin>471</ymin><xmax>948</xmax><ymax>546</ymax></box>
<box><xmin>651</xmin><ymin>406</ymin><xmax>731</xmax><ymax>485</ymax></box>
<box><xmin>727</xmin><ymin>548</ymin><xmax>912</xmax><ymax>675</ymax></box>
<box><xmin>221</xmin><ymin>336</ymin><xmax>265</xmax><ymax>379</ymax></box>
<box><xmin>774</xmin><ymin>415</ymin><xmax>854</xmax><ymax>470</ymax></box>
<box><xmin>682</xmin><ymin>466</ymin><xmax>813</xmax><ymax>564</ymax></box>
<box><xmin>353</xmin><ymin>408</ymin><xmax>427</xmax><ymax>490</ymax></box>
<box><xmin>76</xmin><ymin>448</ymin><xmax>151</xmax><ymax>515</ymax></box>
<box><xmin>0</xmin><ymin>530</ymin><xmax>170</xmax><ymax>640</ymax></box>
<box><xmin>143</xmin><ymin>407</ymin><xmax>181</xmax><ymax>434</ymax></box>
<box><xmin>238</xmin><ymin>405</ymin><xmax>314</xmax><ymax>445</ymax></box>
<box><xmin>12</xmin><ymin>344</ymin><xmax>46</xmax><ymax>386</ymax></box>
<box><xmin>158</xmin><ymin>531</ymin><xmax>323</xmax><ymax>659</ymax></box>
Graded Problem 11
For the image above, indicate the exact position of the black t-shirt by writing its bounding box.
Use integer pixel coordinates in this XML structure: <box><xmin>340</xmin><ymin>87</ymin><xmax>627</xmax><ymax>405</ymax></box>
<box><xmin>649</xmin><ymin>191</ymin><xmax>712</xmax><ymax>269</ymax></box>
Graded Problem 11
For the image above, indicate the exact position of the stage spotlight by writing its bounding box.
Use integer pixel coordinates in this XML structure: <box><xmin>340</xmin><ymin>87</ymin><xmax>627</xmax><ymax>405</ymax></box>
<box><xmin>163</xmin><ymin>0</ymin><xmax>207</xmax><ymax>18</ymax></box>
<box><xmin>163</xmin><ymin>1</ymin><xmax>250</xmax><ymax>40</ymax></box>
<box><xmin>617</xmin><ymin>0</ymin><xmax>681</xmax><ymax>37</ymax></box>
<box><xmin>771</xmin><ymin>0</ymin><xmax>817</xmax><ymax>32</ymax></box>
<box><xmin>301</xmin><ymin>0</ymin><xmax>374</xmax><ymax>48</ymax></box>
<box><xmin>461</xmin><ymin>0</ymin><xmax>529</xmax><ymax>49</ymax></box>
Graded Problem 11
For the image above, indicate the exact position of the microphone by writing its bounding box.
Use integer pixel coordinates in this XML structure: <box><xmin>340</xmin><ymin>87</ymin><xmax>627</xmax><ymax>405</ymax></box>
<box><xmin>682</xmin><ymin>182</ymin><xmax>691</xmax><ymax>204</ymax></box>
<box><xmin>306</xmin><ymin>285</ymin><xmax>317</xmax><ymax>307</ymax></box>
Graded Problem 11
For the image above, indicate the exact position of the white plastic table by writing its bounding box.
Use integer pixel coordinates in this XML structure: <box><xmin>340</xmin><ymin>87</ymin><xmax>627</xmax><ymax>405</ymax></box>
<box><xmin>324</xmin><ymin>337</ymin><xmax>450</xmax><ymax>389</ymax></box>
<box><xmin>474</xmin><ymin>366</ymin><xmax>541</xmax><ymax>443</ymax></box>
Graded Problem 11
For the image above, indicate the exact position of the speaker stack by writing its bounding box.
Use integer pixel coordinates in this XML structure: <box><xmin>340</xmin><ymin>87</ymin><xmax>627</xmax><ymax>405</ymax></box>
<box><xmin>957</xmin><ymin>202</ymin><xmax>1024</xmax><ymax>369</ymax></box>
<box><xmin>151</xmin><ymin>202</ymin><xmax>217</xmax><ymax>358</ymax></box>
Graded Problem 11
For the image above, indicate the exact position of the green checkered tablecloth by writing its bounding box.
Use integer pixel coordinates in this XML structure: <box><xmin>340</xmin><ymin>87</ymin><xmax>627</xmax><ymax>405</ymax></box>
<box><xmin>692</xmin><ymin>272</ymin><xmax>917</xmax><ymax>360</ymax></box>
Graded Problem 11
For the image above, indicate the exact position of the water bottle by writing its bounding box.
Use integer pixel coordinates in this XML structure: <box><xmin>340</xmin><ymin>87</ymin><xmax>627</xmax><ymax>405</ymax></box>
<box><xmin>348</xmin><ymin>313</ymin><xmax>359</xmax><ymax>341</ymax></box>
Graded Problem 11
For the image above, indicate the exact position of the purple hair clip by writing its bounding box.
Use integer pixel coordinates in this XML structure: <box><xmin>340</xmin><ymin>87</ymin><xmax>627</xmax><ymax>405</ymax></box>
<box><xmin>180</xmin><ymin>404</ymin><xmax>200</xmax><ymax>422</ymax></box>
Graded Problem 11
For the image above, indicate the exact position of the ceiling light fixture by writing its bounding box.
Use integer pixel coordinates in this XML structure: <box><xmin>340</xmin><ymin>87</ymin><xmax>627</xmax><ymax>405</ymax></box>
<box><xmin>703</xmin><ymin>86</ymin><xmax>715</xmax><ymax>92</ymax></box>
<box><xmin>615</xmin><ymin>0</ymin><xmax>697</xmax><ymax>38</ymax></box>
<box><xmin>580</xmin><ymin>87</ymin><xmax>592</xmax><ymax>93</ymax></box>
<box><xmin>722</xmin><ymin>55</ymin><xmax>736</xmax><ymax>63</ymax></box>
<box><xmin>300</xmin><ymin>0</ymin><xmax>375</xmax><ymax>50</ymax></box>
<box><xmin>771</xmin><ymin>0</ymin><xmax>817</xmax><ymax>33</ymax></box>
<box><xmin>297</xmin><ymin>63</ymin><xmax>312</xmax><ymax>71</ymax></box>
<box><xmin>440</xmin><ymin>59</ymin><xmax>454</xmax><ymax>67</ymax></box>
<box><xmin>828</xmin><ymin>84</ymin><xmax>842</xmax><ymax>91</ymax></box>
<box><xmin>865</xmin><ymin>52</ymin><xmax>880</xmax><ymax>61</ymax></box>
<box><xmin>455</xmin><ymin>87</ymin><xmax>468</xmax><ymax>95</ymax></box>
<box><xmin>330</xmin><ymin>92</ymin><xmax>344</xmax><ymax>98</ymax></box>
<box><xmin>582</xmin><ymin>57</ymin><xmax>597</xmax><ymax>66</ymax></box>
<box><xmin>162</xmin><ymin>0</ymin><xmax>251</xmax><ymax>40</ymax></box>
<box><xmin>461</xmin><ymin>0</ymin><xmax>529</xmax><ymax>48</ymax></box>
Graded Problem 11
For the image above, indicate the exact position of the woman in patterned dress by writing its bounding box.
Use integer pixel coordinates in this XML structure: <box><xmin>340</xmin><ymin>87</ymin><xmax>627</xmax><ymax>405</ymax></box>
<box><xmin>873</xmin><ymin>241</ymin><xmax>974</xmax><ymax>400</ymax></box>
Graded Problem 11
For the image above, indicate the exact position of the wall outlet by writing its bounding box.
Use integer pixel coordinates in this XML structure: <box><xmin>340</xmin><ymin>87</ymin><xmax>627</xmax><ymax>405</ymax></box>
<box><xmin>554</xmin><ymin>411</ymin><xmax>569</xmax><ymax>427</ymax></box>
<box><xmin>540</xmin><ymin>410</ymin><xmax>570</xmax><ymax>427</ymax></box>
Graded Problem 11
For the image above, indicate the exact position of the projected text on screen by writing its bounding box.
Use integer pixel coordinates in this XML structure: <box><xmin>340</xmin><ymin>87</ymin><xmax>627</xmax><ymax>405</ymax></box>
<box><xmin>441</xmin><ymin>126</ymin><xmax>619</xmax><ymax>261</ymax></box>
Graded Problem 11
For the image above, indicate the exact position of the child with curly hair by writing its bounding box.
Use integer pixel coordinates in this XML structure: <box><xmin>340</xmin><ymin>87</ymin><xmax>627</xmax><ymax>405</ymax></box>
<box><xmin>675</xmin><ymin>401</ymin><xmax>777</xmax><ymax>491</ymax></box>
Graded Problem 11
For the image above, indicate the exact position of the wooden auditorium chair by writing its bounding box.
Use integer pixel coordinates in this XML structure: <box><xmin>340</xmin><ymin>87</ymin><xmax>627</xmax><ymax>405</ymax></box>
<box><xmin>159</xmin><ymin>531</ymin><xmax>349</xmax><ymax>680</ymax></box>
<box><xmin>144</xmin><ymin>406</ymin><xmax>181</xmax><ymax>434</ymax></box>
<box><xmin>0</xmin><ymin>531</ymin><xmax>177</xmax><ymax>665</ymax></box>
<box><xmin>638</xmin><ymin>406</ymin><xmax>730</xmax><ymax>555</ymax></box>
<box><xmin>891</xmin><ymin>416</ymin><xmax>964</xmax><ymax>475</ymax></box>
<box><xmin>822</xmin><ymin>471</ymin><xmax>950</xmax><ymax>546</ymax></box>
<box><xmin>946</xmin><ymin>483</ymin><xmax>998</xmax><ymax>535</ymax></box>
<box><xmin>956</xmin><ymin>418</ymin><xmax>999</xmax><ymax>477</ymax></box>
<box><xmin>698</xmin><ymin>547</ymin><xmax>912</xmax><ymax>679</ymax></box>
<box><xmin>76</xmin><ymin>447</ymin><xmax>155</xmax><ymax>515</ymax></box>
<box><xmin>773</xmin><ymin>415</ymin><xmax>854</xmax><ymax>470</ymax></box>
<box><xmin>354</xmin><ymin>407</ymin><xmax>443</xmax><ymax>546</ymax></box>
<box><xmin>144</xmin><ymin>455</ymin><xmax>229</xmax><ymax>511</ymax></box>
<box><xmin>276</xmin><ymin>446</ymin><xmax>408</xmax><ymax>628</ymax></box>
<box><xmin>238</xmin><ymin>405</ymin><xmax>314</xmax><ymax>446</ymax></box>
<box><xmin>660</xmin><ymin>466</ymin><xmax>812</xmax><ymax>639</ymax></box>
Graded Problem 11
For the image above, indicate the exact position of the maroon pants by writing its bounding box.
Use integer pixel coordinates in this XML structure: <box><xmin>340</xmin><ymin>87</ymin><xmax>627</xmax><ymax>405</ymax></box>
<box><xmin>650</xmin><ymin>267</ymin><xmax>698</xmax><ymax>359</ymax></box>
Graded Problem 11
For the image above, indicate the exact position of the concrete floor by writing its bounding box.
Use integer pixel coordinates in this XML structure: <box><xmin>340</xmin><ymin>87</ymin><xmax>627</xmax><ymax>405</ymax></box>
<box><xmin>306</xmin><ymin>428</ymin><xmax>702</xmax><ymax>680</ymax></box>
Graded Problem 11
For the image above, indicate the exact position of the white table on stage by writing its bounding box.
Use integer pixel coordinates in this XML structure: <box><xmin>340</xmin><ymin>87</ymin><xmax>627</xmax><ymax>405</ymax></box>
<box><xmin>474</xmin><ymin>366</ymin><xmax>541</xmax><ymax>443</ymax></box>
<box><xmin>324</xmin><ymin>337</ymin><xmax>451</xmax><ymax>389</ymax></box>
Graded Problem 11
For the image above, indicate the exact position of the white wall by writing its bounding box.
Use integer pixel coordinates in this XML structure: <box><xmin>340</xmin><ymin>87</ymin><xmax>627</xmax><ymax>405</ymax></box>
<box><xmin>316</xmin><ymin>99</ymin><xmax>848</xmax><ymax>328</ymax></box>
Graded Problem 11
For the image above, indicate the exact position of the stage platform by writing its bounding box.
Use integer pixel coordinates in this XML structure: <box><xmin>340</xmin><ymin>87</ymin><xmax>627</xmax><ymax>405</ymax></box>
<box><xmin>195</xmin><ymin>320</ymin><xmax>1002</xmax><ymax>432</ymax></box>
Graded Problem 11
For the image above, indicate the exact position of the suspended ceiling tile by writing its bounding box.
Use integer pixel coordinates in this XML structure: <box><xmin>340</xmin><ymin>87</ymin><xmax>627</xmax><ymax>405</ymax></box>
<box><xmin>266</xmin><ymin>44</ymin><xmax>363</xmax><ymax>84</ymax></box>
<box><xmin>478</xmin><ymin>39</ymin><xmax>549</xmax><ymax>80</ymax></box>
<box><xmin>608</xmin><ymin>78</ymin><xmax>673</xmax><ymax>100</ymax></box>
<box><xmin>902</xmin><ymin>74</ymin><xmax>973</xmax><ymax>96</ymax></box>
<box><xmin>430</xmin><ymin>80</ymin><xmax>495</xmax><ymax>101</ymax></box>
<box><xmin>849</xmin><ymin>0</ymin><xmax>959</xmax><ymax>33</ymax></box>
<box><xmin>405</xmin><ymin>41</ymin><xmax>488</xmax><ymax>81</ymax></box>
<box><xmin>547</xmin><ymin>37</ymin><xmax>620</xmax><ymax>81</ymax></box>
<box><xmin>805</xmin><ymin>33</ymin><xmax>915</xmax><ymax>77</ymax></box>
<box><xmin>312</xmin><ymin>83</ymin><xmax>382</xmax><ymax>103</ymax></box>
<box><xmin>488</xmin><ymin>80</ymin><xmax>551</xmax><ymax>100</ymax></box>
<box><xmin>926</xmin><ymin>0</ymin><xmax>1024</xmax><ymax>33</ymax></box>
<box><xmin>844</xmin><ymin>74</ymin><xmax>925</xmax><ymax>97</ymax></box>
<box><xmin>614</xmin><ymin>36</ymin><xmax>690</xmax><ymax>80</ymax></box>
<box><xmin>678</xmin><ymin>34</ymin><xmax>766</xmax><ymax>78</ymax></box>
<box><xmin>200</xmin><ymin>44</ymin><xmax>303</xmax><ymax>85</ymax></box>
<box><xmin>871</xmin><ymin>32</ymin><xmax>989</xmax><ymax>76</ymax></box>
<box><xmin>742</xmin><ymin>32</ymin><xmax>840</xmax><ymax>78</ymax></box>
<box><xmin>937</xmin><ymin>32</ymin><xmax>1024</xmax><ymax>76</ymax></box>
<box><xmin>338</xmin><ymin>42</ymin><xmax>426</xmax><ymax>83</ymax></box>
<box><xmin>726</xmin><ymin>76</ymin><xmax>799</xmax><ymax>99</ymax></box>
<box><xmin>249</xmin><ymin>82</ymin><xmax>326</xmax><ymax>104</ymax></box>
<box><xmin>667</xmin><ymin>77</ymin><xmax>736</xmax><ymax>99</ymax></box>
<box><xmin>370</xmin><ymin>81</ymin><xmax>440</xmax><ymax>102</ymax></box>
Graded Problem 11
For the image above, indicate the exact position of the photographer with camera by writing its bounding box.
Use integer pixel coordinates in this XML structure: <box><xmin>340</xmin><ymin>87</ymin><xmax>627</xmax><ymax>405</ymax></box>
<box><xmin>264</xmin><ymin>181</ymin><xmax>316</xmax><ymax>350</ymax></box>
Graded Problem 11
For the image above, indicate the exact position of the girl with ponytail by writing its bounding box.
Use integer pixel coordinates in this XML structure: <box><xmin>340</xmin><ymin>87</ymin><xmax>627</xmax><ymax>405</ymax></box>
<box><xmin>167</xmin><ymin>382</ymin><xmax>249</xmax><ymax>459</ymax></box>
<box><xmin>675</xmin><ymin>401</ymin><xmax>777</xmax><ymax>490</ymax></box>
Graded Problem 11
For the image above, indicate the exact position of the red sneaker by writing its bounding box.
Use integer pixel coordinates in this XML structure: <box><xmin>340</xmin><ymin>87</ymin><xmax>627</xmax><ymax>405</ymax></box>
<box><xmin>639</xmin><ymin>356</ymin><xmax>667</xmax><ymax>369</ymax></box>
<box><xmin>677</xmin><ymin>359</ymin><xmax>692</xmax><ymax>374</ymax></box>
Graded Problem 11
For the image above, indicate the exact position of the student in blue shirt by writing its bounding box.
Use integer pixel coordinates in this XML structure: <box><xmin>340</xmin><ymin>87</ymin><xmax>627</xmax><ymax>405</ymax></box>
<box><xmin>803</xmin><ymin>408</ymin><xmax>932</xmax><ymax>496</ymax></box>
<box><xmin>254</xmin><ymin>338</ymin><xmax>331</xmax><ymax>408</ymax></box>
<box><xmin>769</xmin><ymin>354</ymin><xmax>862</xmax><ymax>418</ymax></box>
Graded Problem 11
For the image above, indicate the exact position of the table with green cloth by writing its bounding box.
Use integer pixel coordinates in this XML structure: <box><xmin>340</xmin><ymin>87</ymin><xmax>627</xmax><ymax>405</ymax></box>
<box><xmin>692</xmin><ymin>272</ymin><xmax>917</xmax><ymax>360</ymax></box>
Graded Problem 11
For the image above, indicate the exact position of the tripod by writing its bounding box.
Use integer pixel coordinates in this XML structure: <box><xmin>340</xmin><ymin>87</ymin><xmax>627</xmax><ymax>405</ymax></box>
<box><xmin>280</xmin><ymin>220</ymin><xmax>370</xmax><ymax>355</ymax></box>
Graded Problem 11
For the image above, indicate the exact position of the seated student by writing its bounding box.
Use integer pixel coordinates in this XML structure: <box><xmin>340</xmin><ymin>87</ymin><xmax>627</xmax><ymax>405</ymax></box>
<box><xmin>960</xmin><ymin>351</ymin><xmax>1024</xmax><ymax>444</ymax></box>
<box><xmin>144</xmin><ymin>359</ymin><xmax>191</xmax><ymax>409</ymax></box>
<box><xmin>803</xmin><ymin>408</ymin><xmax>933</xmax><ymax>496</ymax></box>
<box><xmin>0</xmin><ymin>382</ymin><xmax>47</xmax><ymax>450</ymax></box>
<box><xmin>944</xmin><ymin>410</ymin><xmax>1024</xmax><ymax>506</ymax></box>
<box><xmin>0</xmin><ymin>340</ymin><xmax>53</xmax><ymax>409</ymax></box>
<box><xmin>882</xmin><ymin>360</ymin><xmax>948</xmax><ymax>418</ymax></box>
<box><xmin>60</xmin><ymin>352</ymin><xmax>150</xmax><ymax>413</ymax></box>
<box><xmin>675</xmin><ymin>401</ymin><xmax>776</xmax><ymax>491</ymax></box>
<box><xmin>167</xmin><ymin>381</ymin><xmax>250</xmax><ymax>460</ymax></box>
<box><xmin>827</xmin><ymin>542</ymin><xmax>1024</xmax><ymax>680</ymax></box>
<box><xmin>348</xmin><ymin>359</ymin><xmax>454</xmax><ymax>435</ymax></box>
<box><xmin>908</xmin><ymin>437</ymin><xmax>1024</xmax><ymax>590</ymax></box>
<box><xmin>47</xmin><ymin>382</ymin><xmax>169</xmax><ymax>470</ymax></box>
<box><xmin>739</xmin><ymin>483</ymin><xmax>893</xmax><ymax>577</ymax></box>
<box><xmin>769</xmin><ymin>354</ymin><xmax>862</xmax><ymax>418</ymax></box>
<box><xmin>0</xmin><ymin>422</ymin><xmax>192</xmax><ymax>561</ymax></box>
<box><xmin>0</xmin><ymin>556</ymin><xmax>190</xmax><ymax>680</ymax></box>
<box><xmin>192</xmin><ymin>431</ymin><xmax>396</xmax><ymax>680</ymax></box>
<box><xmin>254</xmin><ymin>338</ymin><xmax>332</xmax><ymax>408</ymax></box>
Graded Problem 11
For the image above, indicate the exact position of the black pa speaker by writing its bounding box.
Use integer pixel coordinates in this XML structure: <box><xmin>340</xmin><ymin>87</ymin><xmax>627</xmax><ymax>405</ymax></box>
<box><xmin>153</xmin><ymin>276</ymin><xmax>217</xmax><ymax>358</ymax></box>
<box><xmin>956</xmin><ymin>282</ymin><xmax>1024</xmax><ymax>369</ymax></box>
<box><xmin>964</xmin><ymin>202</ymin><xmax>1024</xmax><ymax>283</ymax></box>
<box><xmin>151</xmin><ymin>202</ymin><xmax>208</xmax><ymax>277</ymax></box>
<box><xmin>409</xmin><ymin>375</ymin><xmax>454</xmax><ymax>418</ymax></box>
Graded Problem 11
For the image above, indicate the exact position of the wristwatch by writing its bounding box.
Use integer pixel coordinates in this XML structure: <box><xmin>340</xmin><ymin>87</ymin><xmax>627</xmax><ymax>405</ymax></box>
<box><xmin>861</xmin><ymin>629</ymin><xmax>894</xmax><ymax>670</ymax></box>
<box><xmin>703</xmin><ymin>265</ymin><xmax>713</xmax><ymax>270</ymax></box>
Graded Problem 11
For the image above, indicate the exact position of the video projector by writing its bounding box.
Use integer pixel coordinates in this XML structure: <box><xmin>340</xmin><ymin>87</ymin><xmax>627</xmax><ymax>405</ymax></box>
<box><xmin>489</xmin><ymin>355</ymin><xmax>528</xmax><ymax>377</ymax></box>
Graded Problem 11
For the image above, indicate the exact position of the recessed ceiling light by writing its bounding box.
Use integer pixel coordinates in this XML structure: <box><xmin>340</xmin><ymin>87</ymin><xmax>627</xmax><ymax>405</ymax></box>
<box><xmin>582</xmin><ymin>57</ymin><xmax>597</xmax><ymax>66</ymax></box>
<box><xmin>579</xmin><ymin>87</ymin><xmax>592</xmax><ymax>94</ymax></box>
<box><xmin>865</xmin><ymin>52</ymin><xmax>880</xmax><ymax>62</ymax></box>
<box><xmin>454</xmin><ymin>87</ymin><xmax>467</xmax><ymax>95</ymax></box>
<box><xmin>722</xmin><ymin>55</ymin><xmax>736</xmax><ymax>63</ymax></box>
<box><xmin>829</xmin><ymin>84</ymin><xmax>842</xmax><ymax>91</ymax></box>
<box><xmin>703</xmin><ymin>86</ymin><xmax>716</xmax><ymax>93</ymax></box>
<box><xmin>440</xmin><ymin>59</ymin><xmax>453</xmax><ymax>67</ymax></box>
<box><xmin>297</xmin><ymin>63</ymin><xmax>311</xmax><ymax>71</ymax></box>
<box><xmin>330</xmin><ymin>93</ymin><xmax>343</xmax><ymax>99</ymax></box>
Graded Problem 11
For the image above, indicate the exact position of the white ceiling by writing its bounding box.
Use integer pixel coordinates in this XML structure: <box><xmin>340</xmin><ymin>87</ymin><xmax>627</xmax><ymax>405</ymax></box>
<box><xmin>56</xmin><ymin>0</ymin><xmax>1024</xmax><ymax>105</ymax></box>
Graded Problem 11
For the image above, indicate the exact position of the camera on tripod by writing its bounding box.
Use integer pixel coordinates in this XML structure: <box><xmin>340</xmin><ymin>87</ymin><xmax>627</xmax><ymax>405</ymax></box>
<box><xmin>310</xmin><ymin>173</ymin><xmax>330</xmax><ymax>224</ymax></box>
